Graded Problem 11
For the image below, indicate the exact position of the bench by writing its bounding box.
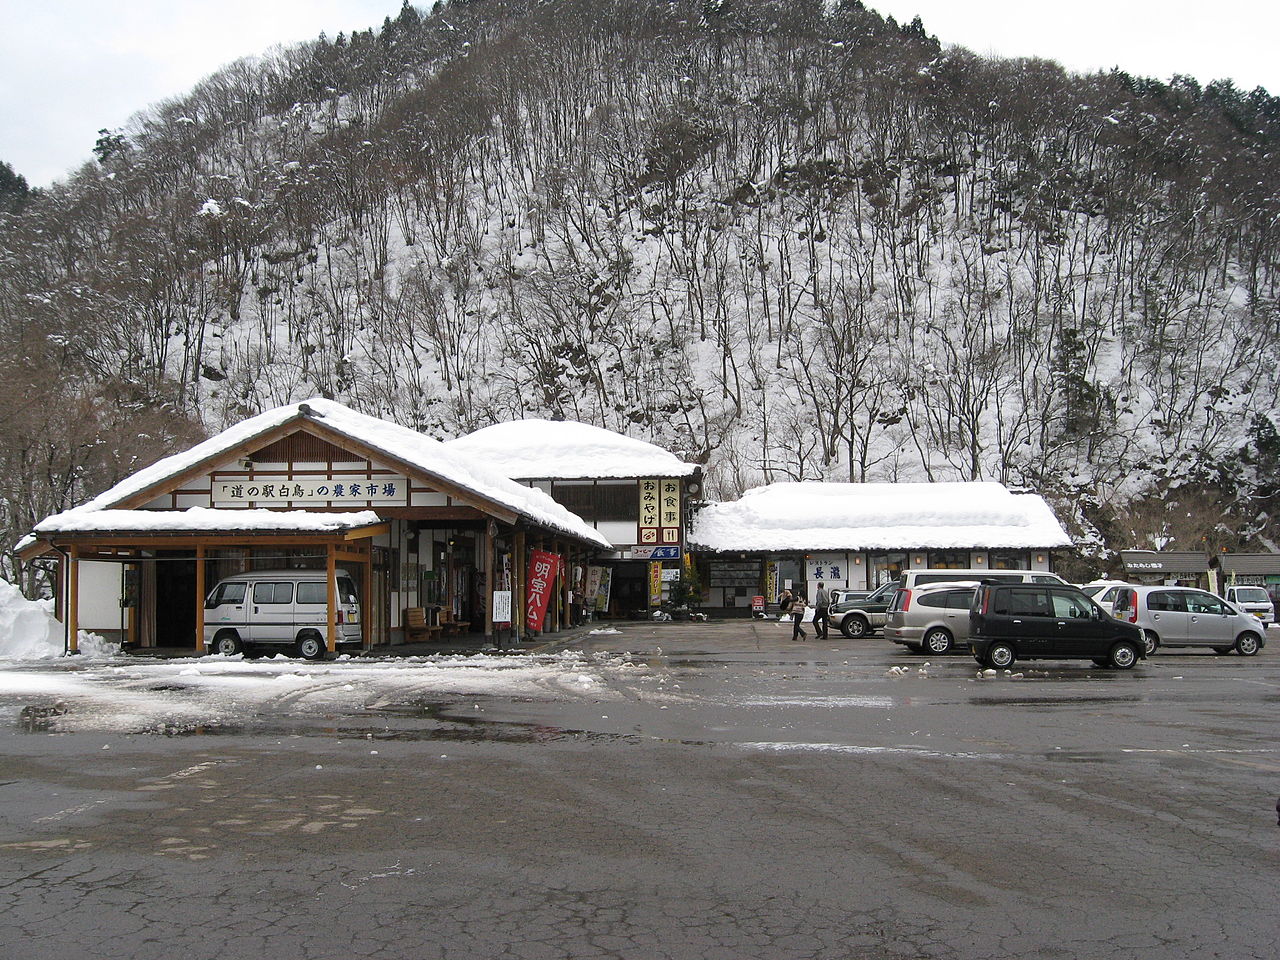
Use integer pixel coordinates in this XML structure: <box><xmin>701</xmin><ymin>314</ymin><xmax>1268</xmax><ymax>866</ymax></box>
<box><xmin>403</xmin><ymin>607</ymin><xmax>442</xmax><ymax>643</ymax></box>
<box><xmin>439</xmin><ymin>609</ymin><xmax>471</xmax><ymax>635</ymax></box>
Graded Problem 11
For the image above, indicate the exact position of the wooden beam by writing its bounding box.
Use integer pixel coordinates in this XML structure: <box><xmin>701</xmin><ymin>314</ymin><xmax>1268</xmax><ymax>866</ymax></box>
<box><xmin>361</xmin><ymin>539</ymin><xmax>373</xmax><ymax>651</ymax></box>
<box><xmin>195</xmin><ymin>544</ymin><xmax>206</xmax><ymax>654</ymax></box>
<box><xmin>514</xmin><ymin>528</ymin><xmax>526</xmax><ymax>644</ymax></box>
<box><xmin>484</xmin><ymin>523</ymin><xmax>495</xmax><ymax>640</ymax></box>
<box><xmin>68</xmin><ymin>546</ymin><xmax>79</xmax><ymax>655</ymax></box>
<box><xmin>326</xmin><ymin>544</ymin><xmax>337</xmax><ymax>654</ymax></box>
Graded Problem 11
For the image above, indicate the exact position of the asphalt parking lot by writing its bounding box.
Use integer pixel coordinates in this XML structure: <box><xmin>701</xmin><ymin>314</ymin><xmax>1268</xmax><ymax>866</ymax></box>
<box><xmin>1</xmin><ymin>619</ymin><xmax>1277</xmax><ymax>960</ymax></box>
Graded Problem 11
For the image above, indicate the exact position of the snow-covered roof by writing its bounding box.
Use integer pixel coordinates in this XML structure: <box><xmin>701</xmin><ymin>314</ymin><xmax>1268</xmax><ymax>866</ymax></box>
<box><xmin>34</xmin><ymin>507</ymin><xmax>383</xmax><ymax>536</ymax></box>
<box><xmin>39</xmin><ymin>399</ymin><xmax>610</xmax><ymax>549</ymax></box>
<box><xmin>443</xmin><ymin>419</ymin><xmax>699</xmax><ymax>480</ymax></box>
<box><xmin>690</xmin><ymin>481</ymin><xmax>1073</xmax><ymax>553</ymax></box>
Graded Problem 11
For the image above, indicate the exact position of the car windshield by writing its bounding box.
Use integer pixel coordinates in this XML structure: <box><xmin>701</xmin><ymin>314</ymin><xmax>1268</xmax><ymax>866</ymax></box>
<box><xmin>1233</xmin><ymin>587</ymin><xmax>1270</xmax><ymax>603</ymax></box>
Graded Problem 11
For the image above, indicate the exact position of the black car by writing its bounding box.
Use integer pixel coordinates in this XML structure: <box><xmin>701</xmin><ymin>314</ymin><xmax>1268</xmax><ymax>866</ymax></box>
<box><xmin>969</xmin><ymin>582</ymin><xmax>1146</xmax><ymax>670</ymax></box>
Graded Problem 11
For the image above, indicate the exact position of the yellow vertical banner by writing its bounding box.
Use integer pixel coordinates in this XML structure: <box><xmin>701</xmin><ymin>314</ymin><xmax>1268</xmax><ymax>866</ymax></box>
<box><xmin>639</xmin><ymin>479</ymin><xmax>660</xmax><ymax>544</ymax></box>
<box><xmin>659</xmin><ymin>479</ymin><xmax>681</xmax><ymax>544</ymax></box>
<box><xmin>649</xmin><ymin>561</ymin><xmax>663</xmax><ymax>607</ymax></box>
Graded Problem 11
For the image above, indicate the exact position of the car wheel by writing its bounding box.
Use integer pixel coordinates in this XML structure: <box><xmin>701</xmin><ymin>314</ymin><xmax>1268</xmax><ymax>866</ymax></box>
<box><xmin>923</xmin><ymin>627</ymin><xmax>954</xmax><ymax>655</ymax></box>
<box><xmin>211</xmin><ymin>631</ymin><xmax>243</xmax><ymax>656</ymax></box>
<box><xmin>1235</xmin><ymin>632</ymin><xmax>1261</xmax><ymax>656</ymax></box>
<box><xmin>841</xmin><ymin>615</ymin><xmax>870</xmax><ymax>639</ymax></box>
<box><xmin>1143</xmin><ymin>630</ymin><xmax>1160</xmax><ymax>655</ymax></box>
<box><xmin>1108</xmin><ymin>640</ymin><xmax>1139</xmax><ymax>670</ymax></box>
<box><xmin>985</xmin><ymin>642</ymin><xmax>1015</xmax><ymax>669</ymax></box>
<box><xmin>296</xmin><ymin>632</ymin><xmax>326</xmax><ymax>661</ymax></box>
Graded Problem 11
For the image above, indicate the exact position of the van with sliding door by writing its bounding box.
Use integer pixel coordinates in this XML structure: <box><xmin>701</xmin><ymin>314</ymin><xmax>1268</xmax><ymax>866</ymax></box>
<box><xmin>203</xmin><ymin>568</ymin><xmax>363</xmax><ymax>659</ymax></box>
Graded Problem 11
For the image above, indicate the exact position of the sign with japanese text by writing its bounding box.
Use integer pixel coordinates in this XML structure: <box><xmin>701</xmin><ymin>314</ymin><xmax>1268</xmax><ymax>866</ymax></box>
<box><xmin>805</xmin><ymin>554</ymin><xmax>848</xmax><ymax>584</ymax></box>
<box><xmin>638</xmin><ymin>478</ymin><xmax>682</xmax><ymax>546</ymax></box>
<box><xmin>213</xmin><ymin>476</ymin><xmax>406</xmax><ymax>506</ymax></box>
<box><xmin>525</xmin><ymin>549</ymin><xmax>561</xmax><ymax>631</ymax></box>
<box><xmin>585</xmin><ymin>565</ymin><xmax>603</xmax><ymax>602</ymax></box>
<box><xmin>492</xmin><ymin>590</ymin><xmax>512</xmax><ymax>624</ymax></box>
<box><xmin>648</xmin><ymin>561</ymin><xmax>663</xmax><ymax>607</ymax></box>
<box><xmin>630</xmin><ymin>545</ymin><xmax>681</xmax><ymax>560</ymax></box>
<box><xmin>595</xmin><ymin>567</ymin><xmax>612</xmax><ymax>612</ymax></box>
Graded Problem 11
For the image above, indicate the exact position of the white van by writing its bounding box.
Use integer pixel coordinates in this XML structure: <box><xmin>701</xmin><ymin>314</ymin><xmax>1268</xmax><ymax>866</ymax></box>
<box><xmin>1221</xmin><ymin>585</ymin><xmax>1275</xmax><ymax>627</ymax></box>
<box><xmin>898</xmin><ymin>569</ymin><xmax>1067</xmax><ymax>589</ymax></box>
<box><xmin>204</xmin><ymin>568</ymin><xmax>362</xmax><ymax>659</ymax></box>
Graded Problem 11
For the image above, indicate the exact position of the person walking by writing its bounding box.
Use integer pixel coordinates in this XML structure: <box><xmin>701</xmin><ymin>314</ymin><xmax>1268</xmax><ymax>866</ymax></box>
<box><xmin>790</xmin><ymin>593</ymin><xmax>808</xmax><ymax>641</ymax></box>
<box><xmin>813</xmin><ymin>582</ymin><xmax>830</xmax><ymax>640</ymax></box>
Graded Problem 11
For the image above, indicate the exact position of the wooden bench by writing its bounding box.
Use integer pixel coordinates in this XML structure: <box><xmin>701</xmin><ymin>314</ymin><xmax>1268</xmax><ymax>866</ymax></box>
<box><xmin>439</xmin><ymin>609</ymin><xmax>471</xmax><ymax>635</ymax></box>
<box><xmin>403</xmin><ymin>607</ymin><xmax>442</xmax><ymax>643</ymax></box>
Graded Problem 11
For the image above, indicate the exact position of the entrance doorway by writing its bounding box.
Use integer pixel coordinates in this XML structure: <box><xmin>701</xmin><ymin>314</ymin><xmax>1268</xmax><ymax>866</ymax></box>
<box><xmin>154</xmin><ymin>551</ymin><xmax>197</xmax><ymax>647</ymax></box>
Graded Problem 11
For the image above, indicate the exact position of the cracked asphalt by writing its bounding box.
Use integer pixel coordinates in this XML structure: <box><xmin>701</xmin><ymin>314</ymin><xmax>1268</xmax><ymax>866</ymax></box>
<box><xmin>2</xmin><ymin>620</ymin><xmax>1278</xmax><ymax>959</ymax></box>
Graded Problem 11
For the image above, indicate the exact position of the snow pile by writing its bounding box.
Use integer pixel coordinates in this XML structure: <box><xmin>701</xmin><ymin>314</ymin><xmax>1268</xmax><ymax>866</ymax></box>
<box><xmin>0</xmin><ymin>578</ymin><xmax>62</xmax><ymax>659</ymax></box>
<box><xmin>691</xmin><ymin>481</ymin><xmax>1073</xmax><ymax>552</ymax></box>
<box><xmin>444</xmin><ymin>419</ymin><xmax>699</xmax><ymax>479</ymax></box>
<box><xmin>36</xmin><ymin>507</ymin><xmax>380</xmax><ymax>535</ymax></box>
<box><xmin>0</xmin><ymin>578</ymin><xmax>119</xmax><ymax>660</ymax></box>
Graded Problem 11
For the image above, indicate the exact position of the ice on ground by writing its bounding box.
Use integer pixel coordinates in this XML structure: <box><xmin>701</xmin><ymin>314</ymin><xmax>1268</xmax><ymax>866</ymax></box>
<box><xmin>0</xmin><ymin>650</ymin><xmax>648</xmax><ymax>734</ymax></box>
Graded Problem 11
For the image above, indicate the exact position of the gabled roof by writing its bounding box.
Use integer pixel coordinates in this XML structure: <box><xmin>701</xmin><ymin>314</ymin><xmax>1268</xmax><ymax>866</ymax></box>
<box><xmin>443</xmin><ymin>419</ymin><xmax>699</xmax><ymax>480</ymax></box>
<box><xmin>35</xmin><ymin>399</ymin><xmax>610</xmax><ymax>549</ymax></box>
<box><xmin>690</xmin><ymin>481</ymin><xmax>1073</xmax><ymax>553</ymax></box>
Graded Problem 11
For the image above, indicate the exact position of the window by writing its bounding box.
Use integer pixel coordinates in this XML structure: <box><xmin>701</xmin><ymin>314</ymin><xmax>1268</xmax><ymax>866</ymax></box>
<box><xmin>990</xmin><ymin>551</ymin><xmax>1030</xmax><ymax>570</ymax></box>
<box><xmin>945</xmin><ymin>589</ymin><xmax>976</xmax><ymax>609</ymax></box>
<box><xmin>1005</xmin><ymin>588</ymin><xmax>1051</xmax><ymax>617</ymax></box>
<box><xmin>1147</xmin><ymin>591</ymin><xmax>1186</xmax><ymax>613</ymax></box>
<box><xmin>253</xmin><ymin>582</ymin><xmax>293</xmax><ymax>604</ymax></box>
<box><xmin>870</xmin><ymin>552</ymin><xmax>906</xmax><ymax>587</ymax></box>
<box><xmin>207</xmin><ymin>582</ymin><xmax>246</xmax><ymax>607</ymax></box>
<box><xmin>549</xmin><ymin>482</ymin><xmax>641</xmax><ymax>522</ymax></box>
<box><xmin>297</xmin><ymin>582</ymin><xmax>326</xmax><ymax>604</ymax></box>
<box><xmin>928</xmin><ymin>550</ymin><xmax>968</xmax><ymax>569</ymax></box>
<box><xmin>917</xmin><ymin>591</ymin><xmax>951</xmax><ymax>609</ymax></box>
<box><xmin>337</xmin><ymin>577</ymin><xmax>359</xmax><ymax>604</ymax></box>
<box><xmin>1049</xmin><ymin>591</ymin><xmax>1090</xmax><ymax>619</ymax></box>
<box><xmin>1186</xmin><ymin>592</ymin><xmax>1226</xmax><ymax>615</ymax></box>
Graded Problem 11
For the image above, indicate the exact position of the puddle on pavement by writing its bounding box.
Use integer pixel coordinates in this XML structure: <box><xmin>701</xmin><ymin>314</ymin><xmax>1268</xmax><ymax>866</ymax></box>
<box><xmin>970</xmin><ymin>695</ymin><xmax>1144</xmax><ymax>707</ymax></box>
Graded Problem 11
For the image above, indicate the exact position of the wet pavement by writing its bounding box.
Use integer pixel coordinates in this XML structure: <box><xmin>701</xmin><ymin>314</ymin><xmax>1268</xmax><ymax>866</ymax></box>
<box><xmin>1</xmin><ymin>619</ymin><xmax>1278</xmax><ymax>959</ymax></box>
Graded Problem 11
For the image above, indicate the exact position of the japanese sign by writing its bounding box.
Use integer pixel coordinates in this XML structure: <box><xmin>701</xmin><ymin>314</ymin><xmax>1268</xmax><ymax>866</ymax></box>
<box><xmin>594</xmin><ymin>567</ymin><xmax>612</xmax><ymax>613</ymax></box>
<box><xmin>638</xmin><ymin>478</ymin><xmax>682</xmax><ymax>545</ymax></box>
<box><xmin>525</xmin><ymin>549</ymin><xmax>561</xmax><ymax>632</ymax></box>
<box><xmin>631</xmin><ymin>545</ymin><xmax>681</xmax><ymax>560</ymax></box>
<box><xmin>492</xmin><ymin>590</ymin><xmax>512</xmax><ymax>624</ymax></box>
<box><xmin>648</xmin><ymin>561</ymin><xmax>663</xmax><ymax>607</ymax></box>
<box><xmin>213</xmin><ymin>476</ymin><xmax>406</xmax><ymax>506</ymax></box>
<box><xmin>805</xmin><ymin>554</ymin><xmax>847</xmax><ymax>584</ymax></box>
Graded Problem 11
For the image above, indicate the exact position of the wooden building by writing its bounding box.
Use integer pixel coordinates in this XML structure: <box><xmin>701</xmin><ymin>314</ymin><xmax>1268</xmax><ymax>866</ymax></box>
<box><xmin>19</xmin><ymin>399</ymin><xmax>610</xmax><ymax>654</ymax></box>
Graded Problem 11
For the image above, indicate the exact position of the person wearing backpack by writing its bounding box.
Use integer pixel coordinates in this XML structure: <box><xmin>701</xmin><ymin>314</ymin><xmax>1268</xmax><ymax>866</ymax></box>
<box><xmin>790</xmin><ymin>593</ymin><xmax>808</xmax><ymax>641</ymax></box>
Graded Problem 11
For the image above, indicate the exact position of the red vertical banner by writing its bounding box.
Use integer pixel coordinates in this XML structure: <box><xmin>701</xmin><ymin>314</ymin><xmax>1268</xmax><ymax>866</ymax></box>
<box><xmin>526</xmin><ymin>549</ymin><xmax>559</xmax><ymax>631</ymax></box>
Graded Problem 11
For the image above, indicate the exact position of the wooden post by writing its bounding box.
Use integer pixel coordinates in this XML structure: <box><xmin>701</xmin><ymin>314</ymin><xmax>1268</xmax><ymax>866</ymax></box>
<box><xmin>194</xmin><ymin>544</ymin><xmax>206</xmax><ymax>653</ymax></box>
<box><xmin>326</xmin><ymin>543</ymin><xmax>337</xmax><ymax>653</ymax></box>
<box><xmin>484</xmin><ymin>523</ymin><xmax>495</xmax><ymax>640</ymax></box>
<box><xmin>67</xmin><ymin>546</ymin><xmax>80</xmax><ymax>655</ymax></box>
<box><xmin>362</xmin><ymin>541</ymin><xmax>373</xmax><ymax>650</ymax></box>
<box><xmin>514</xmin><ymin>528</ymin><xmax>526</xmax><ymax>643</ymax></box>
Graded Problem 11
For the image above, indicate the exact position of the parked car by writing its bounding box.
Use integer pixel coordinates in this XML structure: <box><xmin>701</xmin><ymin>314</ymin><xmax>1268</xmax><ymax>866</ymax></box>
<box><xmin>1111</xmin><ymin>585</ymin><xmax>1266</xmax><ymax>656</ymax></box>
<box><xmin>968</xmin><ymin>581</ymin><xmax>1146</xmax><ymax>669</ymax></box>
<box><xmin>884</xmin><ymin>581</ymin><xmax>978</xmax><ymax>654</ymax></box>
<box><xmin>828</xmin><ymin>580</ymin><xmax>898</xmax><ymax>638</ymax></box>
<box><xmin>1220</xmin><ymin>585</ymin><xmax>1275</xmax><ymax>627</ymax></box>
<box><xmin>1080</xmin><ymin>580</ymin><xmax>1131</xmax><ymax>609</ymax></box>
<box><xmin>204</xmin><ymin>568</ymin><xmax>363</xmax><ymax>659</ymax></box>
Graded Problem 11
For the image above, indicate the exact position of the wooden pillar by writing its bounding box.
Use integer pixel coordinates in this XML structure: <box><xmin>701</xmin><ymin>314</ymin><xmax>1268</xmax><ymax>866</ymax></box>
<box><xmin>67</xmin><ymin>546</ymin><xmax>80</xmax><ymax>655</ymax></box>
<box><xmin>326</xmin><ymin>542</ymin><xmax>337</xmax><ymax>653</ymax></box>
<box><xmin>484</xmin><ymin>524</ymin><xmax>495</xmax><ymax>640</ymax></box>
<box><xmin>361</xmin><ymin>540</ymin><xmax>373</xmax><ymax>650</ymax></box>
<box><xmin>194</xmin><ymin>544</ymin><xmax>206</xmax><ymax>653</ymax></box>
<box><xmin>514</xmin><ymin>528</ymin><xmax>526</xmax><ymax>643</ymax></box>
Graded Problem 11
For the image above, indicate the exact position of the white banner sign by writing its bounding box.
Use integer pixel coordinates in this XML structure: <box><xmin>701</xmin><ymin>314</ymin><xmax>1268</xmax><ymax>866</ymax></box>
<box><xmin>213</xmin><ymin>476</ymin><xmax>406</xmax><ymax>506</ymax></box>
<box><xmin>492</xmin><ymin>590</ymin><xmax>512</xmax><ymax>623</ymax></box>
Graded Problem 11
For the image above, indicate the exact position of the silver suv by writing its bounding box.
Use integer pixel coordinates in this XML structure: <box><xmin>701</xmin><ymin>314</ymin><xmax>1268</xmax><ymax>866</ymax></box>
<box><xmin>1111</xmin><ymin>586</ymin><xmax>1266</xmax><ymax>656</ymax></box>
<box><xmin>884</xmin><ymin>581</ymin><xmax>978</xmax><ymax>655</ymax></box>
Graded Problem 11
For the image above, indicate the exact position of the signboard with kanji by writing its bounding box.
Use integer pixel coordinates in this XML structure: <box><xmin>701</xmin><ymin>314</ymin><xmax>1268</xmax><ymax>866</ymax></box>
<box><xmin>805</xmin><ymin>554</ymin><xmax>848</xmax><ymax>584</ymax></box>
<box><xmin>213</xmin><ymin>476</ymin><xmax>406</xmax><ymax>506</ymax></box>
<box><xmin>639</xmin><ymin>478</ymin><xmax>682</xmax><ymax>546</ymax></box>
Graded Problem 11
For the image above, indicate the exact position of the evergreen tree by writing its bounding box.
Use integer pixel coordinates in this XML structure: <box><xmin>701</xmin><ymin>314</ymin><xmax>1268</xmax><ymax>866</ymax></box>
<box><xmin>0</xmin><ymin>160</ymin><xmax>29</xmax><ymax>214</ymax></box>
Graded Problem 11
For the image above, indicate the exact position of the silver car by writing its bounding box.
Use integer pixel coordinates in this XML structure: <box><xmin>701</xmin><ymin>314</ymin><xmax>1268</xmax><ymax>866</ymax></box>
<box><xmin>1111</xmin><ymin>585</ymin><xmax>1266</xmax><ymax>656</ymax></box>
<box><xmin>884</xmin><ymin>581</ymin><xmax>979</xmax><ymax>655</ymax></box>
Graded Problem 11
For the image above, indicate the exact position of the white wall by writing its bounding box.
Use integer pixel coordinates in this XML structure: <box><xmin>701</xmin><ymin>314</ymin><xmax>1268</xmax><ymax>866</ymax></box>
<box><xmin>77</xmin><ymin>561</ymin><xmax>126</xmax><ymax>632</ymax></box>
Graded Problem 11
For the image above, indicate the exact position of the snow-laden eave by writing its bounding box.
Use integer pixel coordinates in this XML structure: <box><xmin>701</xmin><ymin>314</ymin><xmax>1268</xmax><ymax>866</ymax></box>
<box><xmin>32</xmin><ymin>507</ymin><xmax>384</xmax><ymax>537</ymax></box>
<box><xmin>33</xmin><ymin>399</ymin><xmax>610</xmax><ymax>552</ymax></box>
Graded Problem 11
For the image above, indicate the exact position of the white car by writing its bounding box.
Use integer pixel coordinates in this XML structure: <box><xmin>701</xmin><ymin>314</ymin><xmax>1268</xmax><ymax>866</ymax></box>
<box><xmin>1080</xmin><ymin>580</ymin><xmax>1131</xmax><ymax>611</ymax></box>
<box><xmin>1220</xmin><ymin>585</ymin><xmax>1275</xmax><ymax>627</ymax></box>
<box><xmin>1111</xmin><ymin>585</ymin><xmax>1266</xmax><ymax>656</ymax></box>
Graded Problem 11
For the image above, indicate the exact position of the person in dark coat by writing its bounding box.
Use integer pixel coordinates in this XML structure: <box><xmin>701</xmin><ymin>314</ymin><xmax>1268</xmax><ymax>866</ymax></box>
<box><xmin>813</xmin><ymin>582</ymin><xmax>830</xmax><ymax>640</ymax></box>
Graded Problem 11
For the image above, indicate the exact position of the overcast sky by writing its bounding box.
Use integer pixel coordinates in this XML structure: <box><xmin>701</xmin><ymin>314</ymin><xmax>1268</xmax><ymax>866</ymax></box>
<box><xmin>1</xmin><ymin>1</ymin><xmax>1274</xmax><ymax>188</ymax></box>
